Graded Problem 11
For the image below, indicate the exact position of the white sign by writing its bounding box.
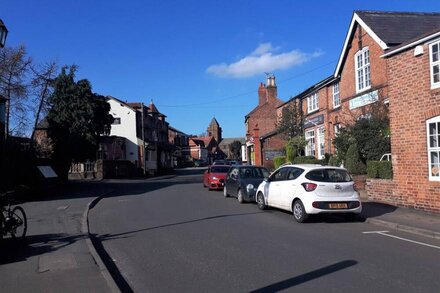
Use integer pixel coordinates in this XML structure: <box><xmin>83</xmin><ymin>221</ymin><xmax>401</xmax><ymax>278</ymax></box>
<box><xmin>349</xmin><ymin>90</ymin><xmax>379</xmax><ymax>110</ymax></box>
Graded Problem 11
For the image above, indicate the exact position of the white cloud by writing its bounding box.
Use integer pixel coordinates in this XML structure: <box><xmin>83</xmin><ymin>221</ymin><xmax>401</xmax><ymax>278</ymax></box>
<box><xmin>206</xmin><ymin>43</ymin><xmax>322</xmax><ymax>79</ymax></box>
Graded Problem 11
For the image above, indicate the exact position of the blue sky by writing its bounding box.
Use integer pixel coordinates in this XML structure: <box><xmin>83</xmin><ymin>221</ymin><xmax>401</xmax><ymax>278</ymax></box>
<box><xmin>3</xmin><ymin>0</ymin><xmax>439</xmax><ymax>137</ymax></box>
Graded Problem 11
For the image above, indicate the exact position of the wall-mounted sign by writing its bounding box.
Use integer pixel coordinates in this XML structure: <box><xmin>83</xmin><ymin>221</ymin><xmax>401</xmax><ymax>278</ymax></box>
<box><xmin>349</xmin><ymin>90</ymin><xmax>379</xmax><ymax>110</ymax></box>
<box><xmin>304</xmin><ymin>114</ymin><xmax>324</xmax><ymax>129</ymax></box>
<box><xmin>264</xmin><ymin>150</ymin><xmax>285</xmax><ymax>161</ymax></box>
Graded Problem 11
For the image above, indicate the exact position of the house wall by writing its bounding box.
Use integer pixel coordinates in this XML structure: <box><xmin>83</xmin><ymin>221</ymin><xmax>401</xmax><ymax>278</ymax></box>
<box><xmin>386</xmin><ymin>42</ymin><xmax>440</xmax><ymax>212</ymax></box>
<box><xmin>108</xmin><ymin>99</ymin><xmax>139</xmax><ymax>164</ymax></box>
<box><xmin>261</xmin><ymin>133</ymin><xmax>287</xmax><ymax>169</ymax></box>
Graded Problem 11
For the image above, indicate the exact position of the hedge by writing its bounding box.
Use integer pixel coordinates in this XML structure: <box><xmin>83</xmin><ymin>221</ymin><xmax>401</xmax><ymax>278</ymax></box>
<box><xmin>367</xmin><ymin>161</ymin><xmax>393</xmax><ymax>179</ymax></box>
<box><xmin>273</xmin><ymin>156</ymin><xmax>286</xmax><ymax>169</ymax></box>
<box><xmin>293</xmin><ymin>156</ymin><xmax>321</xmax><ymax>164</ymax></box>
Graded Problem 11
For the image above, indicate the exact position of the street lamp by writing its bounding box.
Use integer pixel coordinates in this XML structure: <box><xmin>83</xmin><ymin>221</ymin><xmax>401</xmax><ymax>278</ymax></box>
<box><xmin>0</xmin><ymin>19</ymin><xmax>8</xmax><ymax>48</ymax></box>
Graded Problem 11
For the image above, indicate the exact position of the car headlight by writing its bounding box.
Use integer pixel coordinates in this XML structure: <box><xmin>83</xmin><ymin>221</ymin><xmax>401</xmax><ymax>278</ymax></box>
<box><xmin>246</xmin><ymin>184</ymin><xmax>255</xmax><ymax>193</ymax></box>
<box><xmin>211</xmin><ymin>176</ymin><xmax>219</xmax><ymax>180</ymax></box>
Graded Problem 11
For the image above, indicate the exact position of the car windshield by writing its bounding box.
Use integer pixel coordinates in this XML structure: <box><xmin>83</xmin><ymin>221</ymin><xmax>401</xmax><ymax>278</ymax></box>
<box><xmin>239</xmin><ymin>167</ymin><xmax>269</xmax><ymax>178</ymax></box>
<box><xmin>210</xmin><ymin>166</ymin><xmax>230</xmax><ymax>173</ymax></box>
<box><xmin>305</xmin><ymin>169</ymin><xmax>352</xmax><ymax>182</ymax></box>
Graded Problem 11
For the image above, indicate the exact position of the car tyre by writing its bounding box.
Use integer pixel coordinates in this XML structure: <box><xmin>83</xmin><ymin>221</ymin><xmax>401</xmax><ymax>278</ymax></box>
<box><xmin>292</xmin><ymin>200</ymin><xmax>308</xmax><ymax>223</ymax></box>
<box><xmin>223</xmin><ymin>186</ymin><xmax>229</xmax><ymax>197</ymax></box>
<box><xmin>237</xmin><ymin>189</ymin><xmax>244</xmax><ymax>203</ymax></box>
<box><xmin>257</xmin><ymin>192</ymin><xmax>266</xmax><ymax>210</ymax></box>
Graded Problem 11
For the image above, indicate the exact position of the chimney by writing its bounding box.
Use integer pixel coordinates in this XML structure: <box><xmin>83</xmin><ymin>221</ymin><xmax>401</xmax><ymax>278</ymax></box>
<box><xmin>258</xmin><ymin>82</ymin><xmax>267</xmax><ymax>106</ymax></box>
<box><xmin>266</xmin><ymin>74</ymin><xmax>277</xmax><ymax>102</ymax></box>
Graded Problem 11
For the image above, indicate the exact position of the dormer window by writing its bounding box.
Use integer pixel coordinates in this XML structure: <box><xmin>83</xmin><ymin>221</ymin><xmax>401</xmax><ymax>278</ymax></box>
<box><xmin>430</xmin><ymin>40</ymin><xmax>440</xmax><ymax>89</ymax></box>
<box><xmin>355</xmin><ymin>47</ymin><xmax>371</xmax><ymax>93</ymax></box>
<box><xmin>307</xmin><ymin>93</ymin><xmax>318</xmax><ymax>113</ymax></box>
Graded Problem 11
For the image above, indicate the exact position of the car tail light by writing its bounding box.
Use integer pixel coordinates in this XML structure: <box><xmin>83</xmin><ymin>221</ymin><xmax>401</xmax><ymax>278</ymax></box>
<box><xmin>312</xmin><ymin>202</ymin><xmax>320</xmax><ymax>208</ymax></box>
<box><xmin>301</xmin><ymin>182</ymin><xmax>317</xmax><ymax>192</ymax></box>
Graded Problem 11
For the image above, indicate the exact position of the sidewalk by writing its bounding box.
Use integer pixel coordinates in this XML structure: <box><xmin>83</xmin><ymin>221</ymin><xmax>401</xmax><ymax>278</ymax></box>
<box><xmin>360</xmin><ymin>196</ymin><xmax>440</xmax><ymax>239</ymax></box>
<box><xmin>0</xmin><ymin>181</ymin><xmax>117</xmax><ymax>293</ymax></box>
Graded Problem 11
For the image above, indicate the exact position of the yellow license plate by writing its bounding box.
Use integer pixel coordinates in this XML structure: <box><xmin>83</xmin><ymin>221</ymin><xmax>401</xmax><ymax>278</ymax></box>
<box><xmin>329</xmin><ymin>203</ymin><xmax>348</xmax><ymax>209</ymax></box>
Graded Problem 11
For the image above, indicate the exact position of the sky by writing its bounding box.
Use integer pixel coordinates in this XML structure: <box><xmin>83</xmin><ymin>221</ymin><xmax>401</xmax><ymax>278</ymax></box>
<box><xmin>3</xmin><ymin>0</ymin><xmax>440</xmax><ymax>138</ymax></box>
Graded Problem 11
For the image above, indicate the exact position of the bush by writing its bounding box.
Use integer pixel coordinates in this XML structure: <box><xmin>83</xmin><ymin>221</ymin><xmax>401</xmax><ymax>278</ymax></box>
<box><xmin>293</xmin><ymin>156</ymin><xmax>321</xmax><ymax>164</ymax></box>
<box><xmin>345</xmin><ymin>143</ymin><xmax>366</xmax><ymax>174</ymax></box>
<box><xmin>327</xmin><ymin>155</ymin><xmax>341</xmax><ymax>167</ymax></box>
<box><xmin>367</xmin><ymin>161</ymin><xmax>392</xmax><ymax>179</ymax></box>
<box><xmin>285</xmin><ymin>144</ymin><xmax>296</xmax><ymax>163</ymax></box>
<box><xmin>273</xmin><ymin>156</ymin><xmax>286</xmax><ymax>169</ymax></box>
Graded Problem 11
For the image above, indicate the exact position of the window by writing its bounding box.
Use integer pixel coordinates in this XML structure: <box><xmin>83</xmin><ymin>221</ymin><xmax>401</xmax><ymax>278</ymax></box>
<box><xmin>427</xmin><ymin>116</ymin><xmax>440</xmax><ymax>181</ymax></box>
<box><xmin>305</xmin><ymin>130</ymin><xmax>315</xmax><ymax>157</ymax></box>
<box><xmin>271</xmin><ymin>167</ymin><xmax>289</xmax><ymax>182</ymax></box>
<box><xmin>287</xmin><ymin>167</ymin><xmax>304</xmax><ymax>180</ymax></box>
<box><xmin>112</xmin><ymin>117</ymin><xmax>121</xmax><ymax>125</ymax></box>
<box><xmin>318</xmin><ymin>127</ymin><xmax>325</xmax><ymax>159</ymax></box>
<box><xmin>355</xmin><ymin>47</ymin><xmax>371</xmax><ymax>93</ymax></box>
<box><xmin>334</xmin><ymin>124</ymin><xmax>341</xmax><ymax>136</ymax></box>
<box><xmin>333</xmin><ymin>82</ymin><xmax>340</xmax><ymax>108</ymax></box>
<box><xmin>307</xmin><ymin>93</ymin><xmax>318</xmax><ymax>113</ymax></box>
<box><xmin>430</xmin><ymin>40</ymin><xmax>440</xmax><ymax>89</ymax></box>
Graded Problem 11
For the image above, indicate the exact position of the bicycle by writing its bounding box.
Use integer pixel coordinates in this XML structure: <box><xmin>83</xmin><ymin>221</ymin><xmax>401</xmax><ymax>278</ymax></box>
<box><xmin>0</xmin><ymin>191</ymin><xmax>27</xmax><ymax>240</ymax></box>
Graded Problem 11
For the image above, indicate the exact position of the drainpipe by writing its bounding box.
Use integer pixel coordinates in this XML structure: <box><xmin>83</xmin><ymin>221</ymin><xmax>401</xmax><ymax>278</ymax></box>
<box><xmin>141</xmin><ymin>103</ymin><xmax>146</xmax><ymax>176</ymax></box>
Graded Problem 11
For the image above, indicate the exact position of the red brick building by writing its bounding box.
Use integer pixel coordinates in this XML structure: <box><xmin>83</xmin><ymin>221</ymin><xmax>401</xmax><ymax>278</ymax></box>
<box><xmin>245</xmin><ymin>74</ymin><xmax>285</xmax><ymax>168</ymax></box>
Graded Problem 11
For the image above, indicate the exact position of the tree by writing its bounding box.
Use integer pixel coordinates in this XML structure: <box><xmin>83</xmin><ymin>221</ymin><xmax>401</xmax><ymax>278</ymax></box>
<box><xmin>228</xmin><ymin>140</ymin><xmax>242</xmax><ymax>160</ymax></box>
<box><xmin>0</xmin><ymin>45</ymin><xmax>32</xmax><ymax>137</ymax></box>
<box><xmin>47</xmin><ymin>66</ymin><xmax>113</xmax><ymax>179</ymax></box>
<box><xmin>286</xmin><ymin>135</ymin><xmax>307</xmax><ymax>161</ymax></box>
<box><xmin>276</xmin><ymin>98</ymin><xmax>303</xmax><ymax>139</ymax></box>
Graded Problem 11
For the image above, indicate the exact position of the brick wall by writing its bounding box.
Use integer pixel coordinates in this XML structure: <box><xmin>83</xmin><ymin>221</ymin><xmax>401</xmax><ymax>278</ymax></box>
<box><xmin>366</xmin><ymin>179</ymin><xmax>398</xmax><ymax>204</ymax></box>
<box><xmin>386</xmin><ymin>42</ymin><xmax>440</xmax><ymax>213</ymax></box>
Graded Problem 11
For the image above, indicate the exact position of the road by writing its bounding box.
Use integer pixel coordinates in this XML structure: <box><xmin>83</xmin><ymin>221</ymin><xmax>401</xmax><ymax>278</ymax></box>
<box><xmin>89</xmin><ymin>168</ymin><xmax>440</xmax><ymax>293</ymax></box>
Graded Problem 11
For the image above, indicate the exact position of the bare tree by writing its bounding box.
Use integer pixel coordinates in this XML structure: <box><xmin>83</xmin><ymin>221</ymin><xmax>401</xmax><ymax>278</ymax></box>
<box><xmin>0</xmin><ymin>45</ymin><xmax>32</xmax><ymax>137</ymax></box>
<box><xmin>30</xmin><ymin>61</ymin><xmax>58</xmax><ymax>143</ymax></box>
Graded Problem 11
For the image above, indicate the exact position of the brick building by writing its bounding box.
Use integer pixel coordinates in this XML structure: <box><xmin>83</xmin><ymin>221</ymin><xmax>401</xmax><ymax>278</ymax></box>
<box><xmin>245</xmin><ymin>74</ymin><xmax>285</xmax><ymax>167</ymax></box>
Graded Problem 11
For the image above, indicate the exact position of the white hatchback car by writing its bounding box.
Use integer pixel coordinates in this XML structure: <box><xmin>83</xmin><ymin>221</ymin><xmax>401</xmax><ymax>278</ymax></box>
<box><xmin>256</xmin><ymin>164</ymin><xmax>362</xmax><ymax>222</ymax></box>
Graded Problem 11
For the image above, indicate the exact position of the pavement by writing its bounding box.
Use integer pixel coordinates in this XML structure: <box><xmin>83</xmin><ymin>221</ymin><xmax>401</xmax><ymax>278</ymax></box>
<box><xmin>0</xmin><ymin>180</ymin><xmax>439</xmax><ymax>293</ymax></box>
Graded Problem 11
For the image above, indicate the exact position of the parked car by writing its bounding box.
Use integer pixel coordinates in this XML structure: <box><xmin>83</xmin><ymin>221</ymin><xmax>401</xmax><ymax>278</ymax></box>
<box><xmin>256</xmin><ymin>164</ymin><xmax>362</xmax><ymax>223</ymax></box>
<box><xmin>228</xmin><ymin>160</ymin><xmax>242</xmax><ymax>166</ymax></box>
<box><xmin>194</xmin><ymin>159</ymin><xmax>207</xmax><ymax>167</ymax></box>
<box><xmin>203</xmin><ymin>165</ymin><xmax>230</xmax><ymax>190</ymax></box>
<box><xmin>224</xmin><ymin>166</ymin><xmax>270</xmax><ymax>203</ymax></box>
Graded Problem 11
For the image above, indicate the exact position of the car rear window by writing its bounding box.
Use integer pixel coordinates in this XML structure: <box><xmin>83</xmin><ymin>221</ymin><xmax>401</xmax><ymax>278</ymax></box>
<box><xmin>305</xmin><ymin>169</ymin><xmax>352</xmax><ymax>182</ymax></box>
<box><xmin>239</xmin><ymin>167</ymin><xmax>269</xmax><ymax>178</ymax></box>
<box><xmin>211</xmin><ymin>166</ymin><xmax>230</xmax><ymax>173</ymax></box>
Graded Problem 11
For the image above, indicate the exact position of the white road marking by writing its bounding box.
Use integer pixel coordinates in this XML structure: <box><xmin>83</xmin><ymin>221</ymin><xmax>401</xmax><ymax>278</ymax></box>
<box><xmin>363</xmin><ymin>231</ymin><xmax>440</xmax><ymax>250</ymax></box>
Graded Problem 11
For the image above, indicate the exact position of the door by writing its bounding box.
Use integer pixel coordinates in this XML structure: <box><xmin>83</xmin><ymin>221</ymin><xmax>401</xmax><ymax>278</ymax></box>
<box><xmin>267</xmin><ymin>167</ymin><xmax>289</xmax><ymax>208</ymax></box>
<box><xmin>278</xmin><ymin>167</ymin><xmax>303</xmax><ymax>209</ymax></box>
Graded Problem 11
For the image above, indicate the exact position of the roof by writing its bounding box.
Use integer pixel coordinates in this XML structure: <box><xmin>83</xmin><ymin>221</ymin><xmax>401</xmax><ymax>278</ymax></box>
<box><xmin>218</xmin><ymin>137</ymin><xmax>246</xmax><ymax>146</ymax></box>
<box><xmin>278</xmin><ymin>75</ymin><xmax>335</xmax><ymax>108</ymax></box>
<box><xmin>357</xmin><ymin>11</ymin><xmax>440</xmax><ymax>47</ymax></box>
<box><xmin>245</xmin><ymin>97</ymin><xmax>284</xmax><ymax>120</ymax></box>
<box><xmin>335</xmin><ymin>11</ymin><xmax>440</xmax><ymax>77</ymax></box>
<box><xmin>168</xmin><ymin>125</ymin><xmax>189</xmax><ymax>136</ymax></box>
<box><xmin>106</xmin><ymin>96</ymin><xmax>137</xmax><ymax>112</ymax></box>
<box><xmin>209</xmin><ymin>117</ymin><xmax>220</xmax><ymax>127</ymax></box>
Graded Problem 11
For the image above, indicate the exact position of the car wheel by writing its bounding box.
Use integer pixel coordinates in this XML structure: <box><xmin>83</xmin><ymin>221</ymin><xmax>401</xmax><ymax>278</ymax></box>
<box><xmin>223</xmin><ymin>186</ymin><xmax>229</xmax><ymax>197</ymax></box>
<box><xmin>292</xmin><ymin>200</ymin><xmax>308</xmax><ymax>223</ymax></box>
<box><xmin>257</xmin><ymin>192</ymin><xmax>266</xmax><ymax>210</ymax></box>
<box><xmin>237</xmin><ymin>189</ymin><xmax>244</xmax><ymax>203</ymax></box>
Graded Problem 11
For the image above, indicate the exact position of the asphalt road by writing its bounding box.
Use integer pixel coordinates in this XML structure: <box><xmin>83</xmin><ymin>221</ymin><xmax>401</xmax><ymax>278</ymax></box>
<box><xmin>89</xmin><ymin>168</ymin><xmax>440</xmax><ymax>293</ymax></box>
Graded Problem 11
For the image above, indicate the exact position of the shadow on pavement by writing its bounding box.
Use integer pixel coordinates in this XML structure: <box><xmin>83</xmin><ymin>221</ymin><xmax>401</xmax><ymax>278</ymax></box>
<box><xmin>250</xmin><ymin>260</ymin><xmax>358</xmax><ymax>292</ymax></box>
<box><xmin>361</xmin><ymin>202</ymin><xmax>398</xmax><ymax>218</ymax></box>
<box><xmin>0</xmin><ymin>233</ymin><xmax>85</xmax><ymax>265</ymax></box>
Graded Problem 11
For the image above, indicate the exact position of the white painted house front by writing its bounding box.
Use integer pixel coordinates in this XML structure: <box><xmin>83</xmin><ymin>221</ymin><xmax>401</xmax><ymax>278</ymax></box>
<box><xmin>107</xmin><ymin>97</ymin><xmax>139</xmax><ymax>166</ymax></box>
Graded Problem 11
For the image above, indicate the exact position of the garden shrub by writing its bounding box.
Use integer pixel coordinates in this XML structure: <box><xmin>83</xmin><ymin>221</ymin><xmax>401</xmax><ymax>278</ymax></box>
<box><xmin>345</xmin><ymin>142</ymin><xmax>366</xmax><ymax>174</ymax></box>
<box><xmin>273</xmin><ymin>156</ymin><xmax>286</xmax><ymax>169</ymax></box>
<box><xmin>367</xmin><ymin>161</ymin><xmax>392</xmax><ymax>179</ymax></box>
<box><xmin>293</xmin><ymin>156</ymin><xmax>321</xmax><ymax>164</ymax></box>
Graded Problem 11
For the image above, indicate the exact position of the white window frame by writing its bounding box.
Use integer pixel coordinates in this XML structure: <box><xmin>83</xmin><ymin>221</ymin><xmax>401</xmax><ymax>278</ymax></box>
<box><xmin>307</xmin><ymin>93</ymin><xmax>318</xmax><ymax>113</ymax></box>
<box><xmin>427</xmin><ymin>116</ymin><xmax>440</xmax><ymax>181</ymax></box>
<box><xmin>334</xmin><ymin>123</ymin><xmax>341</xmax><ymax>136</ymax></box>
<box><xmin>317</xmin><ymin>126</ymin><xmax>325</xmax><ymax>159</ymax></box>
<box><xmin>355</xmin><ymin>47</ymin><xmax>371</xmax><ymax>93</ymax></box>
<box><xmin>333</xmin><ymin>82</ymin><xmax>340</xmax><ymax>108</ymax></box>
<box><xmin>429</xmin><ymin>40</ymin><xmax>440</xmax><ymax>89</ymax></box>
<box><xmin>305</xmin><ymin>129</ymin><xmax>315</xmax><ymax>157</ymax></box>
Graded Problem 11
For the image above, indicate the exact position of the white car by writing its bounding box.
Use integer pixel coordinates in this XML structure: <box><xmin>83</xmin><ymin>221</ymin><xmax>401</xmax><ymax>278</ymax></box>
<box><xmin>256</xmin><ymin>164</ymin><xmax>362</xmax><ymax>223</ymax></box>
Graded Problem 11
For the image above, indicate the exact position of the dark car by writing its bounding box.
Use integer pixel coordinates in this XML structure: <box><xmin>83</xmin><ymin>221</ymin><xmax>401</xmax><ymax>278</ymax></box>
<box><xmin>223</xmin><ymin>166</ymin><xmax>270</xmax><ymax>203</ymax></box>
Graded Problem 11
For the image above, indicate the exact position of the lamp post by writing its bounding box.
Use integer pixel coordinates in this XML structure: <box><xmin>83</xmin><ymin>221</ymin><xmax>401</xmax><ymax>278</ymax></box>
<box><xmin>0</xmin><ymin>19</ymin><xmax>8</xmax><ymax>48</ymax></box>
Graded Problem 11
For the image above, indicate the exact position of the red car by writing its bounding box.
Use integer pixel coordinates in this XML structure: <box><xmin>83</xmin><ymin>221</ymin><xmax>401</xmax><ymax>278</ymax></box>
<box><xmin>203</xmin><ymin>165</ymin><xmax>230</xmax><ymax>190</ymax></box>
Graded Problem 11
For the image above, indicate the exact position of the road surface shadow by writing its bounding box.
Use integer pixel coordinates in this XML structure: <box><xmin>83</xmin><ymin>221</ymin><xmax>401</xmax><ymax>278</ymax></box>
<box><xmin>0</xmin><ymin>233</ymin><xmax>85</xmax><ymax>265</ymax></box>
<box><xmin>250</xmin><ymin>260</ymin><xmax>358</xmax><ymax>292</ymax></box>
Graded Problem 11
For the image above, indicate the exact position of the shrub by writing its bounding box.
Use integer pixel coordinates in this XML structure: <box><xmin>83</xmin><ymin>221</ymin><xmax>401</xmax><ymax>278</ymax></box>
<box><xmin>345</xmin><ymin>142</ymin><xmax>366</xmax><ymax>174</ymax></box>
<box><xmin>367</xmin><ymin>161</ymin><xmax>392</xmax><ymax>179</ymax></box>
<box><xmin>293</xmin><ymin>156</ymin><xmax>321</xmax><ymax>164</ymax></box>
<box><xmin>285</xmin><ymin>144</ymin><xmax>296</xmax><ymax>163</ymax></box>
<box><xmin>327</xmin><ymin>155</ymin><xmax>341</xmax><ymax>167</ymax></box>
<box><xmin>273</xmin><ymin>156</ymin><xmax>286</xmax><ymax>169</ymax></box>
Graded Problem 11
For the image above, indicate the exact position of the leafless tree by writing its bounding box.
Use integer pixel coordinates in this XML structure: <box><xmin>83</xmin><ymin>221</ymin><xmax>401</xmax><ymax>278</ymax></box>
<box><xmin>0</xmin><ymin>45</ymin><xmax>32</xmax><ymax>137</ymax></box>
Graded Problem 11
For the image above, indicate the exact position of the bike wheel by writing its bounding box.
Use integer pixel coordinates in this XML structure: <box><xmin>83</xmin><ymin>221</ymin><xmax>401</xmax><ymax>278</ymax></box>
<box><xmin>10</xmin><ymin>206</ymin><xmax>27</xmax><ymax>239</ymax></box>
